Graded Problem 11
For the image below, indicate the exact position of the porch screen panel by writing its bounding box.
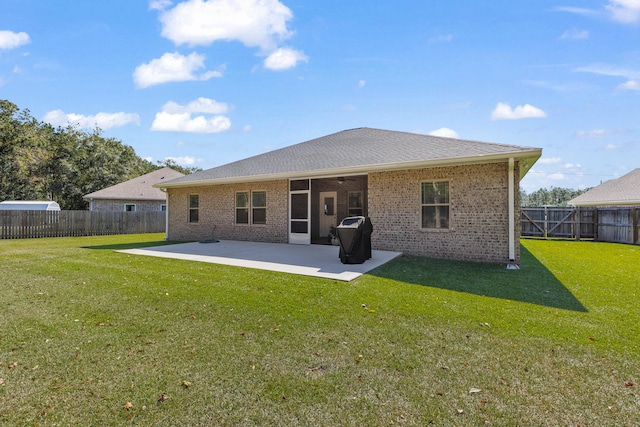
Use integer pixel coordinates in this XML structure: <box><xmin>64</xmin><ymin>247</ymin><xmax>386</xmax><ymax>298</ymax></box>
<box><xmin>290</xmin><ymin>193</ymin><xmax>308</xmax><ymax>233</ymax></box>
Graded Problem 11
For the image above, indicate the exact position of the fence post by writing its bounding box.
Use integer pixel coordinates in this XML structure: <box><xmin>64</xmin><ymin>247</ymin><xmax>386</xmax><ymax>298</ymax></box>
<box><xmin>543</xmin><ymin>205</ymin><xmax>548</xmax><ymax>239</ymax></box>
<box><xmin>575</xmin><ymin>207</ymin><xmax>581</xmax><ymax>241</ymax></box>
<box><xmin>631</xmin><ymin>207</ymin><xmax>638</xmax><ymax>245</ymax></box>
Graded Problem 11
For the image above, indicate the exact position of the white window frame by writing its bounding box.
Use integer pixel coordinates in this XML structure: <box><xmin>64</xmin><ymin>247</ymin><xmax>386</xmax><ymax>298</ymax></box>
<box><xmin>235</xmin><ymin>191</ymin><xmax>250</xmax><ymax>225</ymax></box>
<box><xmin>251</xmin><ymin>190</ymin><xmax>267</xmax><ymax>225</ymax></box>
<box><xmin>189</xmin><ymin>194</ymin><xmax>199</xmax><ymax>223</ymax></box>
<box><xmin>235</xmin><ymin>190</ymin><xmax>267</xmax><ymax>225</ymax></box>
<box><xmin>125</xmin><ymin>203</ymin><xmax>136</xmax><ymax>212</ymax></box>
<box><xmin>421</xmin><ymin>180</ymin><xmax>450</xmax><ymax>230</ymax></box>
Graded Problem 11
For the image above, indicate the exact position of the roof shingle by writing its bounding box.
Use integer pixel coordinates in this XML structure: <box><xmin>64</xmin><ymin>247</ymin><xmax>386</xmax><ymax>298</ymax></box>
<box><xmin>159</xmin><ymin>128</ymin><xmax>541</xmax><ymax>187</ymax></box>
<box><xmin>569</xmin><ymin>168</ymin><xmax>640</xmax><ymax>206</ymax></box>
<box><xmin>84</xmin><ymin>167</ymin><xmax>185</xmax><ymax>201</ymax></box>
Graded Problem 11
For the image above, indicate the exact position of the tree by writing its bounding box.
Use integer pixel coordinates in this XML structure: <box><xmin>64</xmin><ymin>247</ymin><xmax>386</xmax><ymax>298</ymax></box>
<box><xmin>156</xmin><ymin>158</ymin><xmax>202</xmax><ymax>175</ymax></box>
<box><xmin>521</xmin><ymin>186</ymin><xmax>590</xmax><ymax>207</ymax></box>
<box><xmin>0</xmin><ymin>100</ymin><xmax>160</xmax><ymax>209</ymax></box>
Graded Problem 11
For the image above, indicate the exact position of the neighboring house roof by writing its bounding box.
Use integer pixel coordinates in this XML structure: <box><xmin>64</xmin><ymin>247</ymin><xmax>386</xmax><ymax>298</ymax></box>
<box><xmin>84</xmin><ymin>167</ymin><xmax>185</xmax><ymax>201</ymax></box>
<box><xmin>569</xmin><ymin>168</ymin><xmax>640</xmax><ymax>206</ymax></box>
<box><xmin>157</xmin><ymin>128</ymin><xmax>541</xmax><ymax>188</ymax></box>
<box><xmin>0</xmin><ymin>200</ymin><xmax>61</xmax><ymax>210</ymax></box>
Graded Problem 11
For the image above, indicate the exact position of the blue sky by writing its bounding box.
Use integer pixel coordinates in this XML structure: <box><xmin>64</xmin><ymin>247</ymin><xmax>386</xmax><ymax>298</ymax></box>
<box><xmin>1</xmin><ymin>0</ymin><xmax>639</xmax><ymax>192</ymax></box>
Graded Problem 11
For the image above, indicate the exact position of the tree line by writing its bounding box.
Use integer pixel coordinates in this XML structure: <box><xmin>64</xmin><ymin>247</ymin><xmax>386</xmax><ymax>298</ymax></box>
<box><xmin>0</xmin><ymin>100</ymin><xmax>199</xmax><ymax>210</ymax></box>
<box><xmin>520</xmin><ymin>186</ymin><xmax>589</xmax><ymax>207</ymax></box>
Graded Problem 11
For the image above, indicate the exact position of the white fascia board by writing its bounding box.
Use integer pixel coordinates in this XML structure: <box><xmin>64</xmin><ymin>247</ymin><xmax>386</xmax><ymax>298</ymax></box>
<box><xmin>570</xmin><ymin>200</ymin><xmax>640</xmax><ymax>207</ymax></box>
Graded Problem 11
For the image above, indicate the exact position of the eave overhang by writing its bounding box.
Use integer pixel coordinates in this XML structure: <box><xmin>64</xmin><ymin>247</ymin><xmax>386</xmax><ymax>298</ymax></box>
<box><xmin>154</xmin><ymin>149</ymin><xmax>542</xmax><ymax>190</ymax></box>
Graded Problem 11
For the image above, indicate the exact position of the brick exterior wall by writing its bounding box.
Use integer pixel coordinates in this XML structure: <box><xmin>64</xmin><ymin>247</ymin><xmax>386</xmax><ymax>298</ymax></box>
<box><xmin>368</xmin><ymin>162</ymin><xmax>520</xmax><ymax>264</ymax></box>
<box><xmin>89</xmin><ymin>199</ymin><xmax>166</xmax><ymax>212</ymax></box>
<box><xmin>165</xmin><ymin>162</ymin><xmax>521</xmax><ymax>264</ymax></box>
<box><xmin>166</xmin><ymin>180</ymin><xmax>289</xmax><ymax>243</ymax></box>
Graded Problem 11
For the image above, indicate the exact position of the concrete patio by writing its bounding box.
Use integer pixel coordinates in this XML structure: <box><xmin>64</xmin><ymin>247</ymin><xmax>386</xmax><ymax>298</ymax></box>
<box><xmin>117</xmin><ymin>240</ymin><xmax>402</xmax><ymax>281</ymax></box>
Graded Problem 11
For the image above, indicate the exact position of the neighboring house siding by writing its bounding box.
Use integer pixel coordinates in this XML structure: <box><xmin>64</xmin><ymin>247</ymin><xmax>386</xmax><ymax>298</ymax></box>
<box><xmin>368</xmin><ymin>162</ymin><xmax>520</xmax><ymax>264</ymax></box>
<box><xmin>167</xmin><ymin>180</ymin><xmax>289</xmax><ymax>243</ymax></box>
<box><xmin>90</xmin><ymin>199</ymin><xmax>165</xmax><ymax>212</ymax></box>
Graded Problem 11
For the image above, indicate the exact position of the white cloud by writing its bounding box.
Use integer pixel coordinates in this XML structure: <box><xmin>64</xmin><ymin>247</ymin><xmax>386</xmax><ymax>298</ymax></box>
<box><xmin>577</xmin><ymin>129</ymin><xmax>613</xmax><ymax>138</ymax></box>
<box><xmin>547</xmin><ymin>173</ymin><xmax>566</xmax><ymax>181</ymax></box>
<box><xmin>42</xmin><ymin>110</ymin><xmax>140</xmax><ymax>130</ymax></box>
<box><xmin>576</xmin><ymin>63</ymin><xmax>640</xmax><ymax>79</ymax></box>
<box><xmin>554</xmin><ymin>6</ymin><xmax>599</xmax><ymax>17</ymax></box>
<box><xmin>559</xmin><ymin>28</ymin><xmax>589</xmax><ymax>40</ymax></box>
<box><xmin>618</xmin><ymin>79</ymin><xmax>640</xmax><ymax>90</ymax></box>
<box><xmin>133</xmin><ymin>52</ymin><xmax>222</xmax><ymax>88</ymax></box>
<box><xmin>428</xmin><ymin>127</ymin><xmax>459</xmax><ymax>138</ymax></box>
<box><xmin>149</xmin><ymin>0</ymin><xmax>172</xmax><ymax>11</ymax></box>
<box><xmin>159</xmin><ymin>0</ymin><xmax>293</xmax><ymax>51</ymax></box>
<box><xmin>164</xmin><ymin>156</ymin><xmax>201</xmax><ymax>165</ymax></box>
<box><xmin>263</xmin><ymin>47</ymin><xmax>308</xmax><ymax>70</ymax></box>
<box><xmin>0</xmin><ymin>30</ymin><xmax>31</xmax><ymax>50</ymax></box>
<box><xmin>490</xmin><ymin>102</ymin><xmax>547</xmax><ymax>120</ymax></box>
<box><xmin>429</xmin><ymin>34</ymin><xmax>454</xmax><ymax>43</ymax></box>
<box><xmin>606</xmin><ymin>143</ymin><xmax>622</xmax><ymax>150</ymax></box>
<box><xmin>576</xmin><ymin>63</ymin><xmax>640</xmax><ymax>89</ymax></box>
<box><xmin>357</xmin><ymin>80</ymin><xmax>366</xmax><ymax>89</ymax></box>
<box><xmin>538</xmin><ymin>157</ymin><xmax>562</xmax><ymax>165</ymax></box>
<box><xmin>162</xmin><ymin>97</ymin><xmax>229</xmax><ymax>114</ymax></box>
<box><xmin>606</xmin><ymin>0</ymin><xmax>640</xmax><ymax>23</ymax></box>
<box><xmin>151</xmin><ymin>98</ymin><xmax>231</xmax><ymax>133</ymax></box>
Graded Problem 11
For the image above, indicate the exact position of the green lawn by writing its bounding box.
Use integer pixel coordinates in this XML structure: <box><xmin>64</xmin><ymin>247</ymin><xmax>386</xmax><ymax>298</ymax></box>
<box><xmin>0</xmin><ymin>234</ymin><xmax>638</xmax><ymax>426</ymax></box>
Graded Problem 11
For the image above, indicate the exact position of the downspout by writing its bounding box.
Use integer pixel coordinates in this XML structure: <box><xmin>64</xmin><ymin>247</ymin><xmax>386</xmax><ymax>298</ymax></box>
<box><xmin>160</xmin><ymin>188</ymin><xmax>169</xmax><ymax>241</ymax></box>
<box><xmin>507</xmin><ymin>157</ymin><xmax>519</xmax><ymax>269</ymax></box>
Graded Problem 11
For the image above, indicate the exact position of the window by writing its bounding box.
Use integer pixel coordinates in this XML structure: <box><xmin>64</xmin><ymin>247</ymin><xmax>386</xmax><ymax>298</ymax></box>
<box><xmin>189</xmin><ymin>194</ymin><xmax>199</xmax><ymax>223</ymax></box>
<box><xmin>421</xmin><ymin>181</ymin><xmax>449</xmax><ymax>229</ymax></box>
<box><xmin>348</xmin><ymin>191</ymin><xmax>363</xmax><ymax>216</ymax></box>
<box><xmin>252</xmin><ymin>191</ymin><xmax>266</xmax><ymax>225</ymax></box>
<box><xmin>125</xmin><ymin>204</ymin><xmax>136</xmax><ymax>212</ymax></box>
<box><xmin>236</xmin><ymin>191</ymin><xmax>267</xmax><ymax>225</ymax></box>
<box><xmin>236</xmin><ymin>192</ymin><xmax>249</xmax><ymax>224</ymax></box>
<box><xmin>161</xmin><ymin>204</ymin><xmax>167</xmax><ymax>212</ymax></box>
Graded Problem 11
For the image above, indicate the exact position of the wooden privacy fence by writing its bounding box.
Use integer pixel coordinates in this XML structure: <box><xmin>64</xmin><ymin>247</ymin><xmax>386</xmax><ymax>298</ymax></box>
<box><xmin>521</xmin><ymin>206</ymin><xmax>640</xmax><ymax>245</ymax></box>
<box><xmin>0</xmin><ymin>210</ymin><xmax>166</xmax><ymax>239</ymax></box>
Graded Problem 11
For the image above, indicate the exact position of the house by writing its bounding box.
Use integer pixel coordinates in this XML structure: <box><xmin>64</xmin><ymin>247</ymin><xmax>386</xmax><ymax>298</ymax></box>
<box><xmin>155</xmin><ymin>128</ymin><xmax>541</xmax><ymax>265</ymax></box>
<box><xmin>569</xmin><ymin>168</ymin><xmax>640</xmax><ymax>207</ymax></box>
<box><xmin>83</xmin><ymin>167</ymin><xmax>185</xmax><ymax>212</ymax></box>
<box><xmin>0</xmin><ymin>200</ymin><xmax>60</xmax><ymax>211</ymax></box>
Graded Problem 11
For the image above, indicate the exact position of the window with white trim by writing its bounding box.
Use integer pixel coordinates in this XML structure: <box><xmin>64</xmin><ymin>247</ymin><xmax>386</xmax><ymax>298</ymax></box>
<box><xmin>125</xmin><ymin>204</ymin><xmax>136</xmax><ymax>212</ymax></box>
<box><xmin>252</xmin><ymin>191</ymin><xmax>266</xmax><ymax>224</ymax></box>
<box><xmin>189</xmin><ymin>194</ymin><xmax>199</xmax><ymax>223</ymax></box>
<box><xmin>236</xmin><ymin>191</ymin><xmax>267</xmax><ymax>225</ymax></box>
<box><xmin>236</xmin><ymin>192</ymin><xmax>249</xmax><ymax>224</ymax></box>
<box><xmin>421</xmin><ymin>181</ymin><xmax>449</xmax><ymax>229</ymax></box>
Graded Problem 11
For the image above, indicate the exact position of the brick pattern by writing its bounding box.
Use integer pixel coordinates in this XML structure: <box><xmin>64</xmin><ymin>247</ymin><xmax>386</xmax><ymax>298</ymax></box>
<box><xmin>167</xmin><ymin>180</ymin><xmax>289</xmax><ymax>243</ymax></box>
<box><xmin>166</xmin><ymin>162</ymin><xmax>521</xmax><ymax>264</ymax></box>
<box><xmin>368</xmin><ymin>162</ymin><xmax>520</xmax><ymax>263</ymax></box>
<box><xmin>90</xmin><ymin>199</ymin><xmax>166</xmax><ymax>212</ymax></box>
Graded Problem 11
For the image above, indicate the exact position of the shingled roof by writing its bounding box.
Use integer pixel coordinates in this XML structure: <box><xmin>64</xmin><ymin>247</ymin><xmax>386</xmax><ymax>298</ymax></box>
<box><xmin>157</xmin><ymin>128</ymin><xmax>541</xmax><ymax>188</ymax></box>
<box><xmin>84</xmin><ymin>167</ymin><xmax>185</xmax><ymax>201</ymax></box>
<box><xmin>569</xmin><ymin>168</ymin><xmax>640</xmax><ymax>206</ymax></box>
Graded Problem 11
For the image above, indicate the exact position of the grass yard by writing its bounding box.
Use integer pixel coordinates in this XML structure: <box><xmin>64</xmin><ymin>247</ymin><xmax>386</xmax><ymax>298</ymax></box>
<box><xmin>0</xmin><ymin>234</ymin><xmax>638</xmax><ymax>426</ymax></box>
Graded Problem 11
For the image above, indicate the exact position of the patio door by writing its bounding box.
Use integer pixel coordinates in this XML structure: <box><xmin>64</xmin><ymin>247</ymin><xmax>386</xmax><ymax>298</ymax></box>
<box><xmin>319</xmin><ymin>191</ymin><xmax>337</xmax><ymax>238</ymax></box>
<box><xmin>289</xmin><ymin>179</ymin><xmax>310</xmax><ymax>244</ymax></box>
